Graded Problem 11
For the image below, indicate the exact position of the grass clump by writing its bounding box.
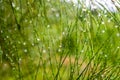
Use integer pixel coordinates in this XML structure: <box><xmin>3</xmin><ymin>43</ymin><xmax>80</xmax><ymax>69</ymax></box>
<box><xmin>0</xmin><ymin>0</ymin><xmax>120</xmax><ymax>80</ymax></box>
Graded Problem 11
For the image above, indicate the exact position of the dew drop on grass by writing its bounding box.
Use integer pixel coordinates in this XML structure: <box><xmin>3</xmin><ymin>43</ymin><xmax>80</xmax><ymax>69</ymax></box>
<box><xmin>4</xmin><ymin>19</ymin><xmax>7</xmax><ymax>22</ymax></box>
<box><xmin>56</xmin><ymin>13</ymin><xmax>59</xmax><ymax>17</ymax></box>
<box><xmin>95</xmin><ymin>78</ymin><xmax>98</xmax><ymax>80</ymax></box>
<box><xmin>25</xmin><ymin>19</ymin><xmax>28</xmax><ymax>22</ymax></box>
<box><xmin>37</xmin><ymin>38</ymin><xmax>40</xmax><ymax>42</ymax></box>
<box><xmin>16</xmin><ymin>7</ymin><xmax>20</xmax><ymax>11</ymax></box>
<box><xmin>115</xmin><ymin>25</ymin><xmax>118</xmax><ymax>28</ymax></box>
<box><xmin>24</xmin><ymin>49</ymin><xmax>27</xmax><ymax>53</ymax></box>
<box><xmin>1</xmin><ymin>30</ymin><xmax>3</xmax><ymax>33</ymax></box>
<box><xmin>48</xmin><ymin>46</ymin><xmax>50</xmax><ymax>49</ymax></box>
<box><xmin>5</xmin><ymin>54</ymin><xmax>8</xmax><ymax>57</ymax></box>
<box><xmin>117</xmin><ymin>46</ymin><xmax>120</xmax><ymax>49</ymax></box>
<box><xmin>29</xmin><ymin>20</ymin><xmax>32</xmax><ymax>24</ymax></box>
<box><xmin>18</xmin><ymin>41</ymin><xmax>21</xmax><ymax>44</ymax></box>
<box><xmin>73</xmin><ymin>4</ymin><xmax>76</xmax><ymax>7</ymax></box>
<box><xmin>110</xmin><ymin>17</ymin><xmax>113</xmax><ymax>20</ymax></box>
<box><xmin>12</xmin><ymin>2</ymin><xmax>15</xmax><ymax>8</ymax></box>
<box><xmin>100</xmin><ymin>52</ymin><xmax>103</xmax><ymax>55</ymax></box>
<box><xmin>116</xmin><ymin>33</ymin><xmax>120</xmax><ymax>37</ymax></box>
<box><xmin>83</xmin><ymin>18</ymin><xmax>86</xmax><ymax>21</ymax></box>
<box><xmin>59</xmin><ymin>44</ymin><xmax>62</xmax><ymax>48</ymax></box>
<box><xmin>81</xmin><ymin>50</ymin><xmax>84</xmax><ymax>53</ymax></box>
<box><xmin>43</xmin><ymin>49</ymin><xmax>46</xmax><ymax>53</ymax></box>
<box><xmin>101</xmin><ymin>21</ymin><xmax>105</xmax><ymax>24</ymax></box>
<box><xmin>14</xmin><ymin>28</ymin><xmax>17</xmax><ymax>31</ymax></box>
<box><xmin>101</xmin><ymin>74</ymin><xmax>104</xmax><ymax>78</ymax></box>
<box><xmin>6</xmin><ymin>36</ymin><xmax>9</xmax><ymax>38</ymax></box>
<box><xmin>105</xmin><ymin>55</ymin><xmax>107</xmax><ymax>58</ymax></box>
<box><xmin>23</xmin><ymin>42</ymin><xmax>26</xmax><ymax>45</ymax></box>
<box><xmin>47</xmin><ymin>0</ymin><xmax>50</xmax><ymax>2</ymax></box>
<box><xmin>47</xmin><ymin>25</ymin><xmax>50</xmax><ymax>28</ymax></box>
<box><xmin>38</xmin><ymin>14</ymin><xmax>40</xmax><ymax>17</ymax></box>
<box><xmin>62</xmin><ymin>32</ymin><xmax>65</xmax><ymax>35</ymax></box>
<box><xmin>102</xmin><ymin>30</ymin><xmax>105</xmax><ymax>33</ymax></box>
<box><xmin>98</xmin><ymin>13</ymin><xmax>101</xmax><ymax>17</ymax></box>
<box><xmin>4</xmin><ymin>38</ymin><xmax>6</xmax><ymax>41</ymax></box>
<box><xmin>12</xmin><ymin>45</ymin><xmax>15</xmax><ymax>48</ymax></box>
<box><xmin>82</xmin><ymin>8</ymin><xmax>87</xmax><ymax>12</ymax></box>
<box><xmin>27</xmin><ymin>2</ymin><xmax>30</xmax><ymax>5</ymax></box>
<box><xmin>32</xmin><ymin>43</ymin><xmax>35</xmax><ymax>46</ymax></box>
<box><xmin>18</xmin><ymin>58</ymin><xmax>22</xmax><ymax>64</ymax></box>
<box><xmin>12</xmin><ymin>54</ymin><xmax>14</xmax><ymax>57</ymax></box>
<box><xmin>58</xmin><ymin>48</ymin><xmax>61</xmax><ymax>52</ymax></box>
<box><xmin>107</xmin><ymin>19</ymin><xmax>111</xmax><ymax>23</ymax></box>
<box><xmin>51</xmin><ymin>8</ymin><xmax>56</xmax><ymax>12</ymax></box>
<box><xmin>104</xmin><ymin>14</ymin><xmax>107</xmax><ymax>17</ymax></box>
<box><xmin>12</xmin><ymin>67</ymin><xmax>15</xmax><ymax>71</ymax></box>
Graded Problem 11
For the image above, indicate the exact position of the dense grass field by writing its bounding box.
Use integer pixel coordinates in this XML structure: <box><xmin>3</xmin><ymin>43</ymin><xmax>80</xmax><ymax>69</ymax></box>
<box><xmin>0</xmin><ymin>0</ymin><xmax>120</xmax><ymax>80</ymax></box>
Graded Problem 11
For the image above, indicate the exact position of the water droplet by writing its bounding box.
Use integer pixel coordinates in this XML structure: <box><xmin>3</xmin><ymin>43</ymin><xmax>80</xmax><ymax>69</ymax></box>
<box><xmin>59</xmin><ymin>45</ymin><xmax>62</xmax><ymax>48</ymax></box>
<box><xmin>18</xmin><ymin>41</ymin><xmax>21</xmax><ymax>44</ymax></box>
<box><xmin>102</xmin><ymin>30</ymin><xmax>105</xmax><ymax>33</ymax></box>
<box><xmin>81</xmin><ymin>50</ymin><xmax>84</xmax><ymax>53</ymax></box>
<box><xmin>6</xmin><ymin>54</ymin><xmax>8</xmax><ymax>57</ymax></box>
<box><xmin>51</xmin><ymin>8</ymin><xmax>56</xmax><ymax>12</ymax></box>
<box><xmin>101</xmin><ymin>21</ymin><xmax>104</xmax><ymax>24</ymax></box>
<box><xmin>25</xmin><ymin>19</ymin><xmax>28</xmax><ymax>22</ymax></box>
<box><xmin>32</xmin><ymin>43</ymin><xmax>35</xmax><ymax>46</ymax></box>
<box><xmin>107</xmin><ymin>19</ymin><xmax>111</xmax><ymax>23</ymax></box>
<box><xmin>27</xmin><ymin>2</ymin><xmax>30</xmax><ymax>5</ymax></box>
<box><xmin>1</xmin><ymin>30</ymin><xmax>3</xmax><ymax>33</ymax></box>
<box><xmin>16</xmin><ymin>7</ymin><xmax>20</xmax><ymax>10</ymax></box>
<box><xmin>12</xmin><ymin>2</ymin><xmax>15</xmax><ymax>8</ymax></box>
<box><xmin>6</xmin><ymin>36</ymin><xmax>9</xmax><ymax>38</ymax></box>
<box><xmin>13</xmin><ymin>45</ymin><xmax>15</xmax><ymax>48</ymax></box>
<box><xmin>58</xmin><ymin>48</ymin><xmax>61</xmax><ymax>52</ymax></box>
<box><xmin>23</xmin><ymin>42</ymin><xmax>26</xmax><ymax>45</ymax></box>
<box><xmin>104</xmin><ymin>14</ymin><xmax>107</xmax><ymax>17</ymax></box>
<box><xmin>38</xmin><ymin>14</ymin><xmax>40</xmax><ymax>17</ymax></box>
<box><xmin>98</xmin><ymin>13</ymin><xmax>101</xmax><ymax>17</ymax></box>
<box><xmin>24</xmin><ymin>49</ymin><xmax>27</xmax><ymax>53</ymax></box>
<box><xmin>47</xmin><ymin>25</ymin><xmax>50</xmax><ymax>28</ymax></box>
<box><xmin>105</xmin><ymin>55</ymin><xmax>107</xmax><ymax>58</ymax></box>
<box><xmin>18</xmin><ymin>58</ymin><xmax>22</xmax><ymax>64</ymax></box>
<box><xmin>82</xmin><ymin>8</ymin><xmax>87</xmax><ymax>12</ymax></box>
<box><xmin>56</xmin><ymin>13</ymin><xmax>59</xmax><ymax>17</ymax></box>
<box><xmin>14</xmin><ymin>28</ymin><xmax>17</xmax><ymax>31</ymax></box>
<box><xmin>47</xmin><ymin>0</ymin><xmax>50</xmax><ymax>2</ymax></box>
<box><xmin>117</xmin><ymin>46</ymin><xmax>120</xmax><ymax>49</ymax></box>
<box><xmin>116</xmin><ymin>33</ymin><xmax>120</xmax><ymax>37</ymax></box>
<box><xmin>29</xmin><ymin>20</ymin><xmax>32</xmax><ymax>24</ymax></box>
<box><xmin>4</xmin><ymin>38</ymin><xmax>6</xmax><ymax>41</ymax></box>
<box><xmin>12</xmin><ymin>67</ymin><xmax>15</xmax><ymax>70</ymax></box>
<box><xmin>37</xmin><ymin>38</ymin><xmax>40</xmax><ymax>42</ymax></box>
<box><xmin>43</xmin><ymin>49</ymin><xmax>46</xmax><ymax>53</ymax></box>
<box><xmin>12</xmin><ymin>54</ymin><xmax>14</xmax><ymax>56</ymax></box>
<box><xmin>115</xmin><ymin>25</ymin><xmax>118</xmax><ymax>28</ymax></box>
<box><xmin>100</xmin><ymin>52</ymin><xmax>103</xmax><ymax>55</ymax></box>
<box><xmin>62</xmin><ymin>32</ymin><xmax>65</xmax><ymax>35</ymax></box>
<box><xmin>101</xmin><ymin>74</ymin><xmax>104</xmax><ymax>77</ymax></box>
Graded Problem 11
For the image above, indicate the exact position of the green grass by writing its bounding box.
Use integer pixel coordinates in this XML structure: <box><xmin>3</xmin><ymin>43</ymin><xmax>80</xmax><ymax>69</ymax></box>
<box><xmin>0</xmin><ymin>0</ymin><xmax>120</xmax><ymax>80</ymax></box>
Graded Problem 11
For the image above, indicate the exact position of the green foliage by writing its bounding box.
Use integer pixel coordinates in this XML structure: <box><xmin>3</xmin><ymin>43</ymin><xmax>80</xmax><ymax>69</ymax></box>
<box><xmin>0</xmin><ymin>0</ymin><xmax>120</xmax><ymax>80</ymax></box>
